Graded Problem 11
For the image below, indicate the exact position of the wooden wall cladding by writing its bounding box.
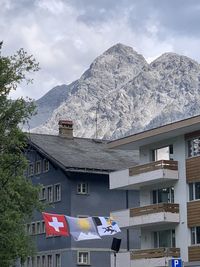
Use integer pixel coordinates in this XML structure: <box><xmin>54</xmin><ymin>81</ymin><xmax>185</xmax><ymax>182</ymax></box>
<box><xmin>187</xmin><ymin>201</ymin><xmax>200</xmax><ymax>227</ymax></box>
<box><xmin>188</xmin><ymin>246</ymin><xmax>200</xmax><ymax>262</ymax></box>
<box><xmin>186</xmin><ymin>157</ymin><xmax>200</xmax><ymax>183</ymax></box>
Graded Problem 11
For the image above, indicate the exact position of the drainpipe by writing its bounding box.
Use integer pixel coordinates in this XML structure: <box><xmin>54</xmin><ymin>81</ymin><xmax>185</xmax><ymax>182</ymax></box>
<box><xmin>126</xmin><ymin>190</ymin><xmax>130</xmax><ymax>251</ymax></box>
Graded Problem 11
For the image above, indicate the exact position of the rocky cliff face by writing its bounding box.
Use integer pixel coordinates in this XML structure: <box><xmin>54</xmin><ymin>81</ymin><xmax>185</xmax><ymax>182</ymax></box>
<box><xmin>30</xmin><ymin>43</ymin><xmax>200</xmax><ymax>139</ymax></box>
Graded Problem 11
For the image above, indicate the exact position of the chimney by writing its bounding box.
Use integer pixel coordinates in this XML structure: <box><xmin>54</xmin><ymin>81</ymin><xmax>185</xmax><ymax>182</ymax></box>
<box><xmin>58</xmin><ymin>120</ymin><xmax>73</xmax><ymax>138</ymax></box>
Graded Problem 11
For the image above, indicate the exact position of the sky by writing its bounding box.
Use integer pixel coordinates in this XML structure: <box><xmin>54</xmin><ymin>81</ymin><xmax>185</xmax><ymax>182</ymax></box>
<box><xmin>1</xmin><ymin>0</ymin><xmax>200</xmax><ymax>100</ymax></box>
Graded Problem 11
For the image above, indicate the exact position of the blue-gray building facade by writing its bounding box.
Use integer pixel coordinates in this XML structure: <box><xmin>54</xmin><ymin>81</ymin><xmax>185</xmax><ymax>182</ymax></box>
<box><xmin>22</xmin><ymin>121</ymin><xmax>140</xmax><ymax>267</ymax></box>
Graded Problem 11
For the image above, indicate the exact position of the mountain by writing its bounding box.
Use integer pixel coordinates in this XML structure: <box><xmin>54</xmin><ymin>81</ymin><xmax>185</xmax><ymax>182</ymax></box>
<box><xmin>30</xmin><ymin>43</ymin><xmax>200</xmax><ymax>139</ymax></box>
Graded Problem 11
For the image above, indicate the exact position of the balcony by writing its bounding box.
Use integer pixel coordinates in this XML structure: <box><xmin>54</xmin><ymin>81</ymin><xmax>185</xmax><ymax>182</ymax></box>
<box><xmin>110</xmin><ymin>160</ymin><xmax>178</xmax><ymax>190</ymax></box>
<box><xmin>111</xmin><ymin>203</ymin><xmax>180</xmax><ymax>228</ymax></box>
<box><xmin>111</xmin><ymin>248</ymin><xmax>180</xmax><ymax>267</ymax></box>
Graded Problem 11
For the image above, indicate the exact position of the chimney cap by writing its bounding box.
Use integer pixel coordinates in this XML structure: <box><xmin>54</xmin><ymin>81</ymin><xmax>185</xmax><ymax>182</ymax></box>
<box><xmin>58</xmin><ymin>120</ymin><xmax>73</xmax><ymax>125</ymax></box>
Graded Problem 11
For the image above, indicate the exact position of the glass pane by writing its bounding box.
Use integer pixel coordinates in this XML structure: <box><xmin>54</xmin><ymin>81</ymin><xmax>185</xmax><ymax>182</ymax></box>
<box><xmin>155</xmin><ymin>146</ymin><xmax>170</xmax><ymax>161</ymax></box>
<box><xmin>189</xmin><ymin>184</ymin><xmax>194</xmax><ymax>201</ymax></box>
<box><xmin>196</xmin><ymin>227</ymin><xmax>200</xmax><ymax>244</ymax></box>
<box><xmin>152</xmin><ymin>190</ymin><xmax>157</xmax><ymax>204</ymax></box>
<box><xmin>158</xmin><ymin>230</ymin><xmax>171</xmax><ymax>247</ymax></box>
<box><xmin>195</xmin><ymin>182</ymin><xmax>200</xmax><ymax>200</ymax></box>
<box><xmin>153</xmin><ymin>232</ymin><xmax>158</xmax><ymax>248</ymax></box>
<box><xmin>191</xmin><ymin>227</ymin><xmax>196</xmax><ymax>244</ymax></box>
<box><xmin>193</xmin><ymin>138</ymin><xmax>200</xmax><ymax>156</ymax></box>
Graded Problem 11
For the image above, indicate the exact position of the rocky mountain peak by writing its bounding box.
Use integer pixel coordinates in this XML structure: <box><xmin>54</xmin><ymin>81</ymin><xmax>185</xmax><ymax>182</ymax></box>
<box><xmin>31</xmin><ymin>44</ymin><xmax>200</xmax><ymax>140</ymax></box>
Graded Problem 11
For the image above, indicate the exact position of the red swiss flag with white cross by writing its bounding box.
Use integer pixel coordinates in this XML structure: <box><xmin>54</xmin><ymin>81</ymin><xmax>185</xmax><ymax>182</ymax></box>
<box><xmin>42</xmin><ymin>212</ymin><xmax>69</xmax><ymax>236</ymax></box>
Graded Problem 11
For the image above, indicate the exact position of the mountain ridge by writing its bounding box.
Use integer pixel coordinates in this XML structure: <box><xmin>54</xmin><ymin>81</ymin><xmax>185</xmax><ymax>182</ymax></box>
<box><xmin>30</xmin><ymin>43</ymin><xmax>200</xmax><ymax>139</ymax></box>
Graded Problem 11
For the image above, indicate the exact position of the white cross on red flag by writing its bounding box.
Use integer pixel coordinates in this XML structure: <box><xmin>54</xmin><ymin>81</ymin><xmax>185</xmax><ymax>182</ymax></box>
<box><xmin>42</xmin><ymin>212</ymin><xmax>69</xmax><ymax>236</ymax></box>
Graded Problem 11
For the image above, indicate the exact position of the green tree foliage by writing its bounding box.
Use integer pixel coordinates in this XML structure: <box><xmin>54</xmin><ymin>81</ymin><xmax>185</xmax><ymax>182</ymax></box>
<box><xmin>0</xmin><ymin>42</ymin><xmax>42</xmax><ymax>267</ymax></box>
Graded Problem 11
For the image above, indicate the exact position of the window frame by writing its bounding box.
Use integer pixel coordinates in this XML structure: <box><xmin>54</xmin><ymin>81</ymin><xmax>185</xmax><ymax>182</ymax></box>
<box><xmin>55</xmin><ymin>253</ymin><xmax>61</xmax><ymax>267</ymax></box>
<box><xmin>47</xmin><ymin>185</ymin><xmax>53</xmax><ymax>203</ymax></box>
<box><xmin>35</xmin><ymin>160</ymin><xmax>42</xmax><ymax>175</ymax></box>
<box><xmin>43</xmin><ymin>159</ymin><xmax>49</xmax><ymax>173</ymax></box>
<box><xmin>39</xmin><ymin>186</ymin><xmax>46</xmax><ymax>201</ymax></box>
<box><xmin>191</xmin><ymin>226</ymin><xmax>200</xmax><ymax>245</ymax></box>
<box><xmin>189</xmin><ymin>182</ymin><xmax>200</xmax><ymax>201</ymax></box>
<box><xmin>54</xmin><ymin>183</ymin><xmax>61</xmax><ymax>202</ymax></box>
<box><xmin>188</xmin><ymin>137</ymin><xmax>200</xmax><ymax>158</ymax></box>
<box><xmin>77</xmin><ymin>251</ymin><xmax>90</xmax><ymax>265</ymax></box>
<box><xmin>28</xmin><ymin>163</ymin><xmax>34</xmax><ymax>177</ymax></box>
<box><xmin>77</xmin><ymin>182</ymin><xmax>89</xmax><ymax>195</ymax></box>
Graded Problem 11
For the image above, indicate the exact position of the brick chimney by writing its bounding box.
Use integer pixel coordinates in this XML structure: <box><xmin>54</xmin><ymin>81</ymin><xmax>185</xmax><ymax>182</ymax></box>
<box><xmin>58</xmin><ymin>120</ymin><xmax>73</xmax><ymax>138</ymax></box>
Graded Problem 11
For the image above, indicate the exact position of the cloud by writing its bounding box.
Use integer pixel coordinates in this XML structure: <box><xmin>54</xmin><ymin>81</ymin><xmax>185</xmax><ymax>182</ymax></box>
<box><xmin>1</xmin><ymin>0</ymin><xmax>200</xmax><ymax>99</ymax></box>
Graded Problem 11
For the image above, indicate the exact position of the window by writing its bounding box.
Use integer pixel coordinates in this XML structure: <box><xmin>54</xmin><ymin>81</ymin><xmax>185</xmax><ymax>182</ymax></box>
<box><xmin>154</xmin><ymin>229</ymin><xmax>175</xmax><ymax>248</ymax></box>
<box><xmin>152</xmin><ymin>145</ymin><xmax>173</xmax><ymax>161</ymax></box>
<box><xmin>39</xmin><ymin>187</ymin><xmax>46</xmax><ymax>201</ymax></box>
<box><xmin>31</xmin><ymin>223</ymin><xmax>36</xmax><ymax>235</ymax></box>
<box><xmin>47</xmin><ymin>255</ymin><xmax>52</xmax><ymax>267</ymax></box>
<box><xmin>55</xmin><ymin>254</ymin><xmax>61</xmax><ymax>267</ymax></box>
<box><xmin>28</xmin><ymin>163</ymin><xmax>34</xmax><ymax>177</ymax></box>
<box><xmin>27</xmin><ymin>257</ymin><xmax>31</xmax><ymax>267</ymax></box>
<box><xmin>152</xmin><ymin>187</ymin><xmax>174</xmax><ymax>204</ymax></box>
<box><xmin>36</xmin><ymin>221</ymin><xmax>41</xmax><ymax>234</ymax></box>
<box><xmin>189</xmin><ymin>182</ymin><xmax>200</xmax><ymax>201</ymax></box>
<box><xmin>43</xmin><ymin>159</ymin><xmax>49</xmax><ymax>172</ymax></box>
<box><xmin>36</xmin><ymin>256</ymin><xmax>40</xmax><ymax>267</ymax></box>
<box><xmin>32</xmin><ymin>257</ymin><xmax>35</xmax><ymax>267</ymax></box>
<box><xmin>77</xmin><ymin>183</ymin><xmax>88</xmax><ymax>195</ymax></box>
<box><xmin>191</xmin><ymin>227</ymin><xmax>200</xmax><ymax>245</ymax></box>
<box><xmin>35</xmin><ymin>161</ymin><xmax>41</xmax><ymax>175</ymax></box>
<box><xmin>54</xmin><ymin>184</ymin><xmax>61</xmax><ymax>202</ymax></box>
<box><xmin>47</xmin><ymin>186</ymin><xmax>53</xmax><ymax>202</ymax></box>
<box><xmin>41</xmin><ymin>221</ymin><xmax>45</xmax><ymax>234</ymax></box>
<box><xmin>42</xmin><ymin>256</ymin><xmax>46</xmax><ymax>267</ymax></box>
<box><xmin>77</xmin><ymin>251</ymin><xmax>90</xmax><ymax>265</ymax></box>
<box><xmin>188</xmin><ymin>137</ymin><xmax>200</xmax><ymax>157</ymax></box>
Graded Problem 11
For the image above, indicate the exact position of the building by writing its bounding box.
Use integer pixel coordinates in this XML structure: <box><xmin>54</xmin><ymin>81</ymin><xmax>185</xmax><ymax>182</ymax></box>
<box><xmin>23</xmin><ymin>120</ymin><xmax>139</xmax><ymax>267</ymax></box>
<box><xmin>108</xmin><ymin>115</ymin><xmax>200</xmax><ymax>267</ymax></box>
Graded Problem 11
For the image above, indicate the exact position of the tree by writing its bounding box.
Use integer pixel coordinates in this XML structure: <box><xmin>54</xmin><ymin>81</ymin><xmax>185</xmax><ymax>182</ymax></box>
<box><xmin>0</xmin><ymin>42</ymin><xmax>42</xmax><ymax>267</ymax></box>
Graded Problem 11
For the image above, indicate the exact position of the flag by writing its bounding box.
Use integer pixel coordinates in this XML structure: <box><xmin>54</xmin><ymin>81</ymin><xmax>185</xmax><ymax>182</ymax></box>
<box><xmin>66</xmin><ymin>216</ymin><xmax>101</xmax><ymax>241</ymax></box>
<box><xmin>42</xmin><ymin>212</ymin><xmax>69</xmax><ymax>237</ymax></box>
<box><xmin>93</xmin><ymin>216</ymin><xmax>121</xmax><ymax>236</ymax></box>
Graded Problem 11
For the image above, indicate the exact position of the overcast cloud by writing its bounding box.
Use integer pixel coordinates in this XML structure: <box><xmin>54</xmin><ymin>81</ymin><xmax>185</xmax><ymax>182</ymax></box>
<box><xmin>1</xmin><ymin>0</ymin><xmax>200</xmax><ymax>99</ymax></box>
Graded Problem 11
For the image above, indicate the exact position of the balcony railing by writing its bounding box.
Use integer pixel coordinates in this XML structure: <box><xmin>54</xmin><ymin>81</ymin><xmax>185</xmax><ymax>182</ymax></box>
<box><xmin>130</xmin><ymin>247</ymin><xmax>180</xmax><ymax>260</ymax></box>
<box><xmin>130</xmin><ymin>203</ymin><xmax>179</xmax><ymax>217</ymax></box>
<box><xmin>129</xmin><ymin>160</ymin><xmax>178</xmax><ymax>176</ymax></box>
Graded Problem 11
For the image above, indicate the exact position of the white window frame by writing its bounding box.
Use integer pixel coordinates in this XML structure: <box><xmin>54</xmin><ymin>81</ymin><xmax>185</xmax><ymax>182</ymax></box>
<box><xmin>41</xmin><ymin>255</ymin><xmax>46</xmax><ymax>267</ymax></box>
<box><xmin>191</xmin><ymin>226</ymin><xmax>200</xmax><ymax>245</ymax></box>
<box><xmin>55</xmin><ymin>254</ymin><xmax>61</xmax><ymax>267</ymax></box>
<box><xmin>189</xmin><ymin>182</ymin><xmax>200</xmax><ymax>201</ymax></box>
<box><xmin>39</xmin><ymin>186</ymin><xmax>46</xmax><ymax>201</ymax></box>
<box><xmin>35</xmin><ymin>160</ymin><xmax>41</xmax><ymax>175</ymax></box>
<box><xmin>28</xmin><ymin>163</ymin><xmax>34</xmax><ymax>177</ymax></box>
<box><xmin>188</xmin><ymin>137</ymin><xmax>200</xmax><ymax>158</ymax></box>
<box><xmin>36</xmin><ymin>221</ymin><xmax>41</xmax><ymax>235</ymax></box>
<box><xmin>54</xmin><ymin>183</ymin><xmax>61</xmax><ymax>202</ymax></box>
<box><xmin>31</xmin><ymin>222</ymin><xmax>36</xmax><ymax>235</ymax></box>
<box><xmin>43</xmin><ymin>159</ymin><xmax>49</xmax><ymax>173</ymax></box>
<box><xmin>77</xmin><ymin>251</ymin><xmax>90</xmax><ymax>265</ymax></box>
<box><xmin>41</xmin><ymin>221</ymin><xmax>45</xmax><ymax>234</ymax></box>
<box><xmin>36</xmin><ymin>256</ymin><xmax>41</xmax><ymax>267</ymax></box>
<box><xmin>47</xmin><ymin>254</ymin><xmax>53</xmax><ymax>267</ymax></box>
<box><xmin>47</xmin><ymin>185</ymin><xmax>53</xmax><ymax>203</ymax></box>
<box><xmin>77</xmin><ymin>183</ymin><xmax>89</xmax><ymax>195</ymax></box>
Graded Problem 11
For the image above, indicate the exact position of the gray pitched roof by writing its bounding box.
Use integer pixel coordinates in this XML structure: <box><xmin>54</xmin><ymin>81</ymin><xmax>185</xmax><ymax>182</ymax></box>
<box><xmin>28</xmin><ymin>133</ymin><xmax>138</xmax><ymax>173</ymax></box>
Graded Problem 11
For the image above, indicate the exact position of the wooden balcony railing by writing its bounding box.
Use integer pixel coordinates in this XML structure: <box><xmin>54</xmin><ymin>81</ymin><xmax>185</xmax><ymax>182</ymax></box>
<box><xmin>129</xmin><ymin>160</ymin><xmax>178</xmax><ymax>176</ymax></box>
<box><xmin>130</xmin><ymin>247</ymin><xmax>180</xmax><ymax>260</ymax></box>
<box><xmin>130</xmin><ymin>203</ymin><xmax>179</xmax><ymax>217</ymax></box>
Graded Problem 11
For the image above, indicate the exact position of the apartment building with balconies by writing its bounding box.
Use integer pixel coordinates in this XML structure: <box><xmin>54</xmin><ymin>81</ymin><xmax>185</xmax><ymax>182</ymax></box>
<box><xmin>108</xmin><ymin>115</ymin><xmax>200</xmax><ymax>267</ymax></box>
